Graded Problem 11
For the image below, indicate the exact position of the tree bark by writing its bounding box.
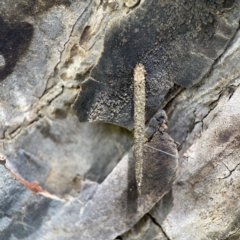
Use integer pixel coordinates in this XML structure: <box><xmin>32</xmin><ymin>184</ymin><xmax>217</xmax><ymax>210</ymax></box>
<box><xmin>0</xmin><ymin>1</ymin><xmax>240</xmax><ymax>239</ymax></box>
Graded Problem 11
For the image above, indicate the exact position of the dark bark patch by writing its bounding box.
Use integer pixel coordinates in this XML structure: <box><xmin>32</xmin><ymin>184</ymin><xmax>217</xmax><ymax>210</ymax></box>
<box><xmin>218</xmin><ymin>129</ymin><xmax>232</xmax><ymax>143</ymax></box>
<box><xmin>0</xmin><ymin>0</ymin><xmax>74</xmax><ymax>81</ymax></box>
<box><xmin>223</xmin><ymin>0</ymin><xmax>236</xmax><ymax>9</ymax></box>
<box><xmin>73</xmin><ymin>0</ymin><xmax>239</xmax><ymax>130</ymax></box>
<box><xmin>80</xmin><ymin>26</ymin><xmax>92</xmax><ymax>46</ymax></box>
<box><xmin>0</xmin><ymin>17</ymin><xmax>34</xmax><ymax>81</ymax></box>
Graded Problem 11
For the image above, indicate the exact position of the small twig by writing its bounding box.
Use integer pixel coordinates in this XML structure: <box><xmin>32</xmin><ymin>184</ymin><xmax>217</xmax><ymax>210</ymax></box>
<box><xmin>134</xmin><ymin>63</ymin><xmax>146</xmax><ymax>196</ymax></box>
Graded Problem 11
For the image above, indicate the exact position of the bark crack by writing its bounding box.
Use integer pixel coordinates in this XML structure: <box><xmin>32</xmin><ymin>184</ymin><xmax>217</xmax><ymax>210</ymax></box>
<box><xmin>200</xmin><ymin>91</ymin><xmax>224</xmax><ymax>131</ymax></box>
<box><xmin>0</xmin><ymin>2</ymin><xmax>93</xmax><ymax>142</ymax></box>
<box><xmin>227</xmin><ymin>82</ymin><xmax>240</xmax><ymax>100</ymax></box>
<box><xmin>179</xmin><ymin>79</ymin><xmax>239</xmax><ymax>156</ymax></box>
<box><xmin>147</xmin><ymin>213</ymin><xmax>171</xmax><ymax>240</ymax></box>
<box><xmin>203</xmin><ymin>23</ymin><xmax>240</xmax><ymax>81</ymax></box>
<box><xmin>218</xmin><ymin>162</ymin><xmax>240</xmax><ymax>180</ymax></box>
<box><xmin>199</xmin><ymin>26</ymin><xmax>240</xmax><ymax>130</ymax></box>
<box><xmin>1</xmin><ymin>84</ymin><xmax>64</xmax><ymax>141</ymax></box>
<box><xmin>224</xmin><ymin>226</ymin><xmax>240</xmax><ymax>240</ymax></box>
<box><xmin>175</xmin><ymin>27</ymin><xmax>240</xmax><ymax>155</ymax></box>
<box><xmin>43</xmin><ymin>0</ymin><xmax>93</xmax><ymax>95</ymax></box>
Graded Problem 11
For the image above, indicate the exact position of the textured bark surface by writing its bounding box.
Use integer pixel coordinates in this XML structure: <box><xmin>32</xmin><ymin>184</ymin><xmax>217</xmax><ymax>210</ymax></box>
<box><xmin>0</xmin><ymin>0</ymin><xmax>240</xmax><ymax>239</ymax></box>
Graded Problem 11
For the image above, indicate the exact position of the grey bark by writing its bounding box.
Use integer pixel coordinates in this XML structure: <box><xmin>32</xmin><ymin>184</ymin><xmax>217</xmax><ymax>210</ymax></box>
<box><xmin>0</xmin><ymin>0</ymin><xmax>240</xmax><ymax>239</ymax></box>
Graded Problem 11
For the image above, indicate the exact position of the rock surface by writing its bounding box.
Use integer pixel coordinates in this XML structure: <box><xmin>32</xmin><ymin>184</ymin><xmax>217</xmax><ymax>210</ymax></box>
<box><xmin>0</xmin><ymin>0</ymin><xmax>240</xmax><ymax>239</ymax></box>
